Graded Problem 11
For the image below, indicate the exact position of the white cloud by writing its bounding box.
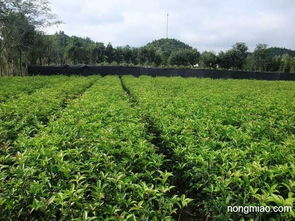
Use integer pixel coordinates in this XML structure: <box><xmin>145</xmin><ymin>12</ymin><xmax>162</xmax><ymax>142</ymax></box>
<box><xmin>45</xmin><ymin>0</ymin><xmax>295</xmax><ymax>52</ymax></box>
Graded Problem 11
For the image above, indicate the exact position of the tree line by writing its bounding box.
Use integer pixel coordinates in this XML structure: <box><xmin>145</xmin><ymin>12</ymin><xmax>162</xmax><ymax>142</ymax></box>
<box><xmin>200</xmin><ymin>43</ymin><xmax>295</xmax><ymax>73</ymax></box>
<box><xmin>1</xmin><ymin>0</ymin><xmax>295</xmax><ymax>76</ymax></box>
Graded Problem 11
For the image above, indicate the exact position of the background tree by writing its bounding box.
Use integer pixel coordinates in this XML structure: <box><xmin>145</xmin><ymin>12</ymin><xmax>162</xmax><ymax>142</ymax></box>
<box><xmin>52</xmin><ymin>31</ymin><xmax>68</xmax><ymax>64</ymax></box>
<box><xmin>138</xmin><ymin>47</ymin><xmax>160</xmax><ymax>65</ymax></box>
<box><xmin>105</xmin><ymin>43</ymin><xmax>115</xmax><ymax>64</ymax></box>
<box><xmin>64</xmin><ymin>37</ymin><xmax>83</xmax><ymax>64</ymax></box>
<box><xmin>217</xmin><ymin>42</ymin><xmax>248</xmax><ymax>70</ymax></box>
<box><xmin>114</xmin><ymin>47</ymin><xmax>124</xmax><ymax>64</ymax></box>
<box><xmin>200</xmin><ymin>51</ymin><xmax>218</xmax><ymax>68</ymax></box>
<box><xmin>279</xmin><ymin>54</ymin><xmax>295</xmax><ymax>73</ymax></box>
<box><xmin>130</xmin><ymin>48</ymin><xmax>139</xmax><ymax>65</ymax></box>
<box><xmin>91</xmin><ymin>42</ymin><xmax>105</xmax><ymax>64</ymax></box>
<box><xmin>120</xmin><ymin>45</ymin><xmax>133</xmax><ymax>64</ymax></box>
<box><xmin>0</xmin><ymin>0</ymin><xmax>59</xmax><ymax>75</ymax></box>
<box><xmin>218</xmin><ymin>51</ymin><xmax>232</xmax><ymax>69</ymax></box>
<box><xmin>253</xmin><ymin>44</ymin><xmax>269</xmax><ymax>71</ymax></box>
<box><xmin>169</xmin><ymin>49</ymin><xmax>200</xmax><ymax>67</ymax></box>
<box><xmin>28</xmin><ymin>33</ymin><xmax>53</xmax><ymax>65</ymax></box>
<box><xmin>232</xmin><ymin>42</ymin><xmax>248</xmax><ymax>69</ymax></box>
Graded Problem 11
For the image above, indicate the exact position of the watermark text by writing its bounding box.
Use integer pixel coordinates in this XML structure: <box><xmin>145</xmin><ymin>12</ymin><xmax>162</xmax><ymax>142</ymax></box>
<box><xmin>227</xmin><ymin>205</ymin><xmax>292</xmax><ymax>214</ymax></box>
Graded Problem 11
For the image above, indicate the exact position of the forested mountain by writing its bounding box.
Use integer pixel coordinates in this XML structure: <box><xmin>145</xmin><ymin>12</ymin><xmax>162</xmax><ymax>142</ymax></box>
<box><xmin>142</xmin><ymin>38</ymin><xmax>195</xmax><ymax>65</ymax></box>
<box><xmin>145</xmin><ymin>38</ymin><xmax>192</xmax><ymax>53</ymax></box>
<box><xmin>267</xmin><ymin>47</ymin><xmax>295</xmax><ymax>57</ymax></box>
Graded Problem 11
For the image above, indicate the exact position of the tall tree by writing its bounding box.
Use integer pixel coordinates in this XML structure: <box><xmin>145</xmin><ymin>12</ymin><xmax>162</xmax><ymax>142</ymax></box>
<box><xmin>91</xmin><ymin>42</ymin><xmax>105</xmax><ymax>64</ymax></box>
<box><xmin>232</xmin><ymin>42</ymin><xmax>248</xmax><ymax>69</ymax></box>
<box><xmin>0</xmin><ymin>0</ymin><xmax>59</xmax><ymax>75</ymax></box>
<box><xmin>253</xmin><ymin>44</ymin><xmax>269</xmax><ymax>71</ymax></box>
<box><xmin>64</xmin><ymin>37</ymin><xmax>87</xmax><ymax>64</ymax></box>
<box><xmin>200</xmin><ymin>51</ymin><xmax>218</xmax><ymax>69</ymax></box>
<box><xmin>105</xmin><ymin>43</ymin><xmax>115</xmax><ymax>64</ymax></box>
<box><xmin>218</xmin><ymin>42</ymin><xmax>248</xmax><ymax>70</ymax></box>
<box><xmin>169</xmin><ymin>49</ymin><xmax>200</xmax><ymax>66</ymax></box>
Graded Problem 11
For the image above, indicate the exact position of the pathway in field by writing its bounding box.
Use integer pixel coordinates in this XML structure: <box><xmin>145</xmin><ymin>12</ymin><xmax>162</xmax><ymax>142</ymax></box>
<box><xmin>119</xmin><ymin>76</ymin><xmax>199</xmax><ymax>220</ymax></box>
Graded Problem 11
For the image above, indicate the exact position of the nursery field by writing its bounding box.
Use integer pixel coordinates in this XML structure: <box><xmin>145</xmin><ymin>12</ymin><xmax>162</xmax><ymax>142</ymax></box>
<box><xmin>0</xmin><ymin>75</ymin><xmax>294</xmax><ymax>220</ymax></box>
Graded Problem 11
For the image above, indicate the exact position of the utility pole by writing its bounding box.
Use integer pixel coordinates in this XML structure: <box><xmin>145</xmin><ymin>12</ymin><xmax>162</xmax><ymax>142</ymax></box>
<box><xmin>166</xmin><ymin>13</ymin><xmax>169</xmax><ymax>39</ymax></box>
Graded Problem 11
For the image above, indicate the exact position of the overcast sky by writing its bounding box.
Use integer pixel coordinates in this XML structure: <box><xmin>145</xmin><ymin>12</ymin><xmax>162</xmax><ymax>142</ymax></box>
<box><xmin>45</xmin><ymin>0</ymin><xmax>295</xmax><ymax>52</ymax></box>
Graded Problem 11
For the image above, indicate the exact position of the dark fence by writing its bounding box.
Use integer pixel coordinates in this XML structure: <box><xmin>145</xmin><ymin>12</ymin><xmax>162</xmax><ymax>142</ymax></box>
<box><xmin>27</xmin><ymin>65</ymin><xmax>295</xmax><ymax>81</ymax></box>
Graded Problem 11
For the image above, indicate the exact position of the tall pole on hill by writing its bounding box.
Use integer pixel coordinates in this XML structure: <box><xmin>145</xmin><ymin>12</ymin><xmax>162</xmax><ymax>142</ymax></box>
<box><xmin>166</xmin><ymin>13</ymin><xmax>169</xmax><ymax>39</ymax></box>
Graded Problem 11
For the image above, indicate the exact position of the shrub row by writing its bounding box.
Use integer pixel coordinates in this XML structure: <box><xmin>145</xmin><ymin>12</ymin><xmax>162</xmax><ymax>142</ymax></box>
<box><xmin>0</xmin><ymin>76</ymin><xmax>67</xmax><ymax>103</ymax></box>
<box><xmin>123</xmin><ymin>76</ymin><xmax>295</xmax><ymax>220</ymax></box>
<box><xmin>0</xmin><ymin>76</ymin><xmax>98</xmax><ymax>148</ymax></box>
<box><xmin>0</xmin><ymin>76</ymin><xmax>188</xmax><ymax>220</ymax></box>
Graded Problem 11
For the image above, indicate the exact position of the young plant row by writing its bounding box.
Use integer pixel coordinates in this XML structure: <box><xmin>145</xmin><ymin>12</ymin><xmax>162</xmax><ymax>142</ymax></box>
<box><xmin>0</xmin><ymin>76</ymin><xmax>67</xmax><ymax>103</ymax></box>
<box><xmin>0</xmin><ymin>76</ymin><xmax>98</xmax><ymax>148</ymax></box>
<box><xmin>123</xmin><ymin>76</ymin><xmax>295</xmax><ymax>220</ymax></box>
<box><xmin>0</xmin><ymin>76</ymin><xmax>188</xmax><ymax>220</ymax></box>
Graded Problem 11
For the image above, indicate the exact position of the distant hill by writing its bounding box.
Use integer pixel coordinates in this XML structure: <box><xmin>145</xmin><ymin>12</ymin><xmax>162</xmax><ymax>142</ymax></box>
<box><xmin>143</xmin><ymin>38</ymin><xmax>193</xmax><ymax>63</ymax></box>
<box><xmin>144</xmin><ymin>38</ymin><xmax>192</xmax><ymax>52</ymax></box>
<box><xmin>267</xmin><ymin>47</ymin><xmax>295</xmax><ymax>57</ymax></box>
